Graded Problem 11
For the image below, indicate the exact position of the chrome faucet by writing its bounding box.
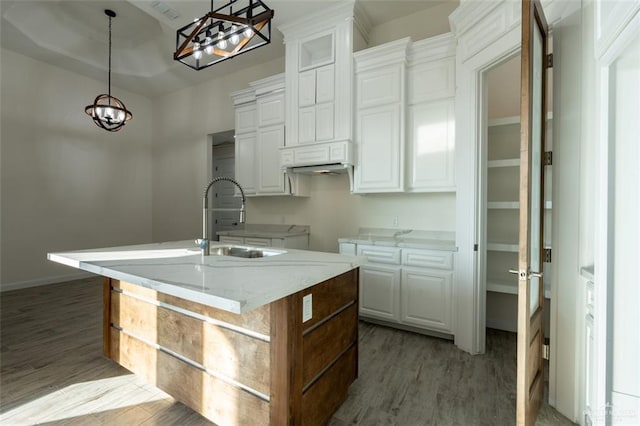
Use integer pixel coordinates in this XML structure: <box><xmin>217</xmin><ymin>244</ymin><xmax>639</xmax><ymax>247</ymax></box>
<box><xmin>196</xmin><ymin>177</ymin><xmax>246</xmax><ymax>256</ymax></box>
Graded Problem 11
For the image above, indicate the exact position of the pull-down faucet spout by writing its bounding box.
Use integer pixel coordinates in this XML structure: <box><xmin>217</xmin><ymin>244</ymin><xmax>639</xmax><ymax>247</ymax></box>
<box><xmin>196</xmin><ymin>177</ymin><xmax>246</xmax><ymax>256</ymax></box>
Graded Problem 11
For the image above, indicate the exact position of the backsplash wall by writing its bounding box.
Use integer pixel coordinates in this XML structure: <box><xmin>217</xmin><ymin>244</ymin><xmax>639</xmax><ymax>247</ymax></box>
<box><xmin>246</xmin><ymin>175</ymin><xmax>456</xmax><ymax>253</ymax></box>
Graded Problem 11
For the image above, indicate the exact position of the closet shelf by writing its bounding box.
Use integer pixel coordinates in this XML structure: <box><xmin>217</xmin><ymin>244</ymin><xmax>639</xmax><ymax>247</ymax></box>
<box><xmin>488</xmin><ymin>158</ymin><xmax>519</xmax><ymax>168</ymax></box>
<box><xmin>487</xmin><ymin>278</ymin><xmax>551</xmax><ymax>298</ymax></box>
<box><xmin>487</xmin><ymin>243</ymin><xmax>518</xmax><ymax>252</ymax></box>
<box><xmin>487</xmin><ymin>201</ymin><xmax>553</xmax><ymax>209</ymax></box>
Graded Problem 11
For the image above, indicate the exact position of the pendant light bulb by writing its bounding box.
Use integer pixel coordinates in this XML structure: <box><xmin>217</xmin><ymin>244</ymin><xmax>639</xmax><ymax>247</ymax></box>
<box><xmin>204</xmin><ymin>37</ymin><xmax>214</xmax><ymax>55</ymax></box>
<box><xmin>217</xmin><ymin>31</ymin><xmax>227</xmax><ymax>49</ymax></box>
<box><xmin>243</xmin><ymin>26</ymin><xmax>253</xmax><ymax>38</ymax></box>
<box><xmin>230</xmin><ymin>25</ymin><xmax>239</xmax><ymax>45</ymax></box>
<box><xmin>193</xmin><ymin>42</ymin><xmax>202</xmax><ymax>59</ymax></box>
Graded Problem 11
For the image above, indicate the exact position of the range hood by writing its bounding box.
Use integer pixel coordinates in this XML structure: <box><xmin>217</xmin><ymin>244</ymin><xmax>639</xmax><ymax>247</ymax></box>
<box><xmin>290</xmin><ymin>163</ymin><xmax>350</xmax><ymax>175</ymax></box>
<box><xmin>280</xmin><ymin>140</ymin><xmax>354</xmax><ymax>190</ymax></box>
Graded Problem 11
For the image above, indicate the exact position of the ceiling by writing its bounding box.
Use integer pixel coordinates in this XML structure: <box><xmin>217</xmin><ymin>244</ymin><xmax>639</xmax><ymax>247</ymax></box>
<box><xmin>1</xmin><ymin>1</ymin><xmax>449</xmax><ymax>97</ymax></box>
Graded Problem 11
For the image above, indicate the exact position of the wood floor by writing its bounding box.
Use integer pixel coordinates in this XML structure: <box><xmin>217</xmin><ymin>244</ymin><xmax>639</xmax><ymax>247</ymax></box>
<box><xmin>0</xmin><ymin>277</ymin><xmax>574</xmax><ymax>425</ymax></box>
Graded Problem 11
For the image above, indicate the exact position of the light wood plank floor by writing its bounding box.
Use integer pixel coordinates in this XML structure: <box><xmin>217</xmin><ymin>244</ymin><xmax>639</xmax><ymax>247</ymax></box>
<box><xmin>1</xmin><ymin>277</ymin><xmax>574</xmax><ymax>425</ymax></box>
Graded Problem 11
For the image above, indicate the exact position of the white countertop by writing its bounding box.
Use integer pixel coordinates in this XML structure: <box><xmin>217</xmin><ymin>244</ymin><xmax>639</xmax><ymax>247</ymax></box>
<box><xmin>217</xmin><ymin>224</ymin><xmax>310</xmax><ymax>239</ymax></box>
<box><xmin>48</xmin><ymin>240</ymin><xmax>364</xmax><ymax>314</ymax></box>
<box><xmin>339</xmin><ymin>228</ymin><xmax>457</xmax><ymax>251</ymax></box>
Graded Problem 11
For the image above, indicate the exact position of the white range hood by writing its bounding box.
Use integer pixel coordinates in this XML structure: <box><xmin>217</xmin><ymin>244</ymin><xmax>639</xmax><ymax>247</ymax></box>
<box><xmin>280</xmin><ymin>140</ymin><xmax>354</xmax><ymax>189</ymax></box>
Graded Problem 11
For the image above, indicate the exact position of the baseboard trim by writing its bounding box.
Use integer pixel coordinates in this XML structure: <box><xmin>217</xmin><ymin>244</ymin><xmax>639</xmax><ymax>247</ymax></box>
<box><xmin>1</xmin><ymin>272</ymin><xmax>95</xmax><ymax>292</ymax></box>
<box><xmin>486</xmin><ymin>319</ymin><xmax>517</xmax><ymax>333</ymax></box>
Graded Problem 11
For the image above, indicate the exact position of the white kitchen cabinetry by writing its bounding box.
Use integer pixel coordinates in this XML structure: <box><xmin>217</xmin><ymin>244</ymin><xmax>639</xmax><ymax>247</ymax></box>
<box><xmin>232</xmin><ymin>89</ymin><xmax>257</xmax><ymax>196</ymax></box>
<box><xmin>298</xmin><ymin>65</ymin><xmax>335</xmax><ymax>143</ymax></box>
<box><xmin>257</xmin><ymin>124</ymin><xmax>285</xmax><ymax>194</ymax></box>
<box><xmin>353</xmin><ymin>34</ymin><xmax>456</xmax><ymax>194</ymax></box>
<box><xmin>344</xmin><ymin>243</ymin><xmax>454</xmax><ymax>335</ymax></box>
<box><xmin>219</xmin><ymin>234</ymin><xmax>309</xmax><ymax>250</ymax></box>
<box><xmin>232</xmin><ymin>74</ymin><xmax>308</xmax><ymax>197</ymax></box>
<box><xmin>353</xmin><ymin>39</ymin><xmax>408</xmax><ymax>193</ymax></box>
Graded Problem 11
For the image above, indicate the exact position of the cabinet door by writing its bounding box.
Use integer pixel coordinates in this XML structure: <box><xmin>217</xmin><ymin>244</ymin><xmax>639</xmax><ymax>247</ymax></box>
<box><xmin>359</xmin><ymin>264</ymin><xmax>401</xmax><ymax>322</ymax></box>
<box><xmin>244</xmin><ymin>237</ymin><xmax>271</xmax><ymax>247</ymax></box>
<box><xmin>298</xmin><ymin>106</ymin><xmax>316</xmax><ymax>144</ymax></box>
<box><xmin>298</xmin><ymin>70</ymin><xmax>316</xmax><ymax>107</ymax></box>
<box><xmin>235</xmin><ymin>104</ymin><xmax>256</xmax><ymax>134</ymax></box>
<box><xmin>234</xmin><ymin>133</ymin><xmax>256</xmax><ymax>194</ymax></box>
<box><xmin>407</xmin><ymin>98</ymin><xmax>455</xmax><ymax>191</ymax></box>
<box><xmin>354</xmin><ymin>103</ymin><xmax>402</xmax><ymax>192</ymax></box>
<box><xmin>257</xmin><ymin>93</ymin><xmax>285</xmax><ymax>126</ymax></box>
<box><xmin>315</xmin><ymin>103</ymin><xmax>334</xmax><ymax>141</ymax></box>
<box><xmin>401</xmin><ymin>267</ymin><xmax>452</xmax><ymax>332</ymax></box>
<box><xmin>257</xmin><ymin>124</ymin><xmax>285</xmax><ymax>194</ymax></box>
<box><xmin>316</xmin><ymin>64</ymin><xmax>335</xmax><ymax>103</ymax></box>
<box><xmin>357</xmin><ymin>66</ymin><xmax>401</xmax><ymax>109</ymax></box>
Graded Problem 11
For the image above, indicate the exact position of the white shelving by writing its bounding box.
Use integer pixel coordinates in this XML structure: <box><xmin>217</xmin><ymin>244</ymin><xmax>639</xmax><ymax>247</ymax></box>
<box><xmin>487</xmin><ymin>201</ymin><xmax>552</xmax><ymax>210</ymax></box>
<box><xmin>487</xmin><ymin>158</ymin><xmax>520</xmax><ymax>168</ymax></box>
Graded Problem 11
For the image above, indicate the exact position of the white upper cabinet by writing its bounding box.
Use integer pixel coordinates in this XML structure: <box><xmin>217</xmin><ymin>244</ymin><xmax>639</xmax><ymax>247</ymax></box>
<box><xmin>257</xmin><ymin>92</ymin><xmax>285</xmax><ymax>127</ymax></box>
<box><xmin>353</xmin><ymin>38</ymin><xmax>409</xmax><ymax>193</ymax></box>
<box><xmin>232</xmin><ymin>74</ymin><xmax>308</xmax><ymax>197</ymax></box>
<box><xmin>315</xmin><ymin>65</ymin><xmax>335</xmax><ymax>103</ymax></box>
<box><xmin>257</xmin><ymin>124</ymin><xmax>285</xmax><ymax>194</ymax></box>
<box><xmin>353</xmin><ymin>34</ymin><xmax>456</xmax><ymax>194</ymax></box>
<box><xmin>355</xmin><ymin>103</ymin><xmax>402</xmax><ymax>191</ymax></box>
<box><xmin>298</xmin><ymin>70</ymin><xmax>316</xmax><ymax>107</ymax></box>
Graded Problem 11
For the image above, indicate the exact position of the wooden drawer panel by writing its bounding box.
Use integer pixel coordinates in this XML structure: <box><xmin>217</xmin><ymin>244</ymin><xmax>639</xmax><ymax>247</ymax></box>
<box><xmin>301</xmin><ymin>344</ymin><xmax>357</xmax><ymax>426</ymax></box>
<box><xmin>402</xmin><ymin>248</ymin><xmax>453</xmax><ymax>270</ymax></box>
<box><xmin>110</xmin><ymin>330</ymin><xmax>269</xmax><ymax>426</ymax></box>
<box><xmin>300</xmin><ymin>269</ymin><xmax>358</xmax><ymax>331</ymax></box>
<box><xmin>302</xmin><ymin>303</ymin><xmax>358</xmax><ymax>386</ymax></box>
<box><xmin>111</xmin><ymin>291</ymin><xmax>271</xmax><ymax>395</ymax></box>
<box><xmin>114</xmin><ymin>280</ymin><xmax>271</xmax><ymax>336</ymax></box>
<box><xmin>357</xmin><ymin>245</ymin><xmax>401</xmax><ymax>265</ymax></box>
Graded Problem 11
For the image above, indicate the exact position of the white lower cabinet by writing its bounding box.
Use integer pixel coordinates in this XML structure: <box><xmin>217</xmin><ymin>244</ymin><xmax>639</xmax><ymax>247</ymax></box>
<box><xmin>401</xmin><ymin>267</ymin><xmax>452</xmax><ymax>332</ymax></box>
<box><xmin>345</xmin><ymin>243</ymin><xmax>454</xmax><ymax>335</ymax></box>
<box><xmin>219</xmin><ymin>234</ymin><xmax>309</xmax><ymax>250</ymax></box>
<box><xmin>359</xmin><ymin>264</ymin><xmax>401</xmax><ymax>321</ymax></box>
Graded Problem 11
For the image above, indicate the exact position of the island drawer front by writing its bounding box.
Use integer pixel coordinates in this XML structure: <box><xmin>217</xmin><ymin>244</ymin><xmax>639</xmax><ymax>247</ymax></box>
<box><xmin>302</xmin><ymin>303</ymin><xmax>358</xmax><ymax>386</ymax></box>
<box><xmin>113</xmin><ymin>280</ymin><xmax>271</xmax><ymax>336</ymax></box>
<box><xmin>357</xmin><ymin>245</ymin><xmax>401</xmax><ymax>264</ymax></box>
<box><xmin>301</xmin><ymin>344</ymin><xmax>357</xmax><ymax>426</ymax></box>
<box><xmin>111</xmin><ymin>290</ymin><xmax>271</xmax><ymax>396</ymax></box>
<box><xmin>402</xmin><ymin>249</ymin><xmax>454</xmax><ymax>270</ymax></box>
<box><xmin>110</xmin><ymin>329</ymin><xmax>270</xmax><ymax>426</ymax></box>
<box><xmin>300</xmin><ymin>269</ymin><xmax>358</xmax><ymax>331</ymax></box>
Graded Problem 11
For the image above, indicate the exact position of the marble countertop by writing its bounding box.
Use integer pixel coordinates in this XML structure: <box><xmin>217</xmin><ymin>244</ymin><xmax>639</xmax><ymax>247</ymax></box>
<box><xmin>339</xmin><ymin>228</ymin><xmax>457</xmax><ymax>251</ymax></box>
<box><xmin>217</xmin><ymin>224</ymin><xmax>310</xmax><ymax>239</ymax></box>
<box><xmin>48</xmin><ymin>240</ymin><xmax>364</xmax><ymax>314</ymax></box>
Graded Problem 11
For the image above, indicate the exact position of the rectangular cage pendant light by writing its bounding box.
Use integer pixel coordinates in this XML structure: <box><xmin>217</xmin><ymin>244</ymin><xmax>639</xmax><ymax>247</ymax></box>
<box><xmin>174</xmin><ymin>0</ymin><xmax>274</xmax><ymax>71</ymax></box>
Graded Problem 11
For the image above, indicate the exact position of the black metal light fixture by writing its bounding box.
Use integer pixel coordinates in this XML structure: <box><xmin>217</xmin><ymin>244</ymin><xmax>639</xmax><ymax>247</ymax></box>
<box><xmin>85</xmin><ymin>9</ymin><xmax>133</xmax><ymax>132</ymax></box>
<box><xmin>174</xmin><ymin>0</ymin><xmax>274</xmax><ymax>71</ymax></box>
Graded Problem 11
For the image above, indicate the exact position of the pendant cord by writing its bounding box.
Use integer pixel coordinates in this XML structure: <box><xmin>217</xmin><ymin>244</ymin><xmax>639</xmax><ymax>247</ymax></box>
<box><xmin>108</xmin><ymin>14</ymin><xmax>112</xmax><ymax>100</ymax></box>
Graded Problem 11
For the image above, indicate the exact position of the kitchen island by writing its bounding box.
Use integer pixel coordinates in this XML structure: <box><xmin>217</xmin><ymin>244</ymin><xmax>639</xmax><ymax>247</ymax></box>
<box><xmin>48</xmin><ymin>240</ymin><xmax>364</xmax><ymax>425</ymax></box>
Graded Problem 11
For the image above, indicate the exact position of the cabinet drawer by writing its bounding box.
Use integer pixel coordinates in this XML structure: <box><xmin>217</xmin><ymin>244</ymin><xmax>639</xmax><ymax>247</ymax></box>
<box><xmin>245</xmin><ymin>237</ymin><xmax>271</xmax><ymax>247</ymax></box>
<box><xmin>402</xmin><ymin>249</ymin><xmax>453</xmax><ymax>270</ymax></box>
<box><xmin>357</xmin><ymin>245</ymin><xmax>401</xmax><ymax>265</ymax></box>
<box><xmin>219</xmin><ymin>236</ymin><xmax>244</xmax><ymax>245</ymax></box>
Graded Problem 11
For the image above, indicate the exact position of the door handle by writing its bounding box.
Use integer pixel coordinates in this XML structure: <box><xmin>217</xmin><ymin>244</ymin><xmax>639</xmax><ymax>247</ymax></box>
<box><xmin>509</xmin><ymin>269</ymin><xmax>543</xmax><ymax>279</ymax></box>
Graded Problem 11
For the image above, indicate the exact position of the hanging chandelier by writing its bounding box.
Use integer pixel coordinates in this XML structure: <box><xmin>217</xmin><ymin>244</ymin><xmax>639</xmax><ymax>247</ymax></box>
<box><xmin>85</xmin><ymin>9</ymin><xmax>133</xmax><ymax>132</ymax></box>
<box><xmin>174</xmin><ymin>0</ymin><xmax>274</xmax><ymax>71</ymax></box>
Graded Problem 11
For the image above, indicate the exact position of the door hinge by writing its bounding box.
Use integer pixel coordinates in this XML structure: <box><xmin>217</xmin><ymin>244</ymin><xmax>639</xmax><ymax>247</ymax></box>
<box><xmin>543</xmin><ymin>248</ymin><xmax>552</xmax><ymax>263</ymax></box>
<box><xmin>544</xmin><ymin>151</ymin><xmax>552</xmax><ymax>166</ymax></box>
<box><xmin>543</xmin><ymin>342</ymin><xmax>550</xmax><ymax>360</ymax></box>
<box><xmin>474</xmin><ymin>244</ymin><xmax>478</xmax><ymax>252</ymax></box>
<box><xmin>546</xmin><ymin>53</ymin><xmax>553</xmax><ymax>68</ymax></box>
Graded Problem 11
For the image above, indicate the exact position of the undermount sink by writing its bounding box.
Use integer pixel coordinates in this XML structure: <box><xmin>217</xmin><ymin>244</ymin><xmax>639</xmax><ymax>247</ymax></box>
<box><xmin>210</xmin><ymin>245</ymin><xmax>286</xmax><ymax>258</ymax></box>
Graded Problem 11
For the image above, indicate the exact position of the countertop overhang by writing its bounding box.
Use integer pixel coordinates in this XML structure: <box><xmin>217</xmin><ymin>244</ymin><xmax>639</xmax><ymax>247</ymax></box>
<box><xmin>48</xmin><ymin>240</ymin><xmax>365</xmax><ymax>314</ymax></box>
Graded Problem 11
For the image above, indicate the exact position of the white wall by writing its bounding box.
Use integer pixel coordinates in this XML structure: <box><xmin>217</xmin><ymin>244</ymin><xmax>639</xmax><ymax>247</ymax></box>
<box><xmin>0</xmin><ymin>48</ymin><xmax>153</xmax><ymax>290</ymax></box>
<box><xmin>367</xmin><ymin>1</ymin><xmax>459</xmax><ymax>47</ymax></box>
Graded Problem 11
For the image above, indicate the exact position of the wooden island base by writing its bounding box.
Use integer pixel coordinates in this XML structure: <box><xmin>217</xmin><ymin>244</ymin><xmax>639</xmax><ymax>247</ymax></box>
<box><xmin>103</xmin><ymin>269</ymin><xmax>359</xmax><ymax>425</ymax></box>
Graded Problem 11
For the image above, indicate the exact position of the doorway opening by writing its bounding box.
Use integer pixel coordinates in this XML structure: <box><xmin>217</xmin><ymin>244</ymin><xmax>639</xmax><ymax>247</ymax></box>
<box><xmin>208</xmin><ymin>130</ymin><xmax>241</xmax><ymax>241</ymax></box>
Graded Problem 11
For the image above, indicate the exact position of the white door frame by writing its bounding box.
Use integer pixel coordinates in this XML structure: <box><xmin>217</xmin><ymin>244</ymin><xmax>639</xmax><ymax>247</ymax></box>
<box><xmin>592</xmin><ymin>4</ymin><xmax>640</xmax><ymax>424</ymax></box>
